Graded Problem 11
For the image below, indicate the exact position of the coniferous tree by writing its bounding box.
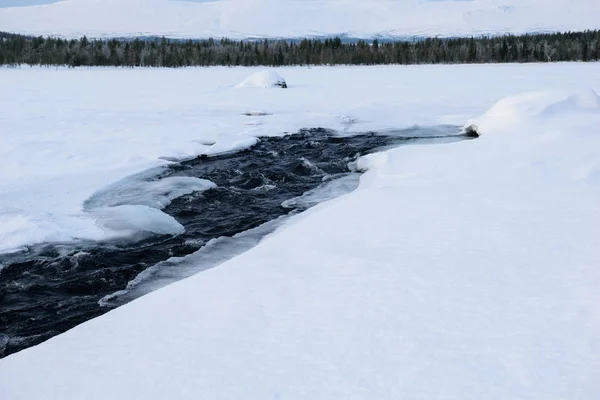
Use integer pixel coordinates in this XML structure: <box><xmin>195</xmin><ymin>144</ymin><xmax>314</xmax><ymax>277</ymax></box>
<box><xmin>2</xmin><ymin>30</ymin><xmax>599</xmax><ymax>67</ymax></box>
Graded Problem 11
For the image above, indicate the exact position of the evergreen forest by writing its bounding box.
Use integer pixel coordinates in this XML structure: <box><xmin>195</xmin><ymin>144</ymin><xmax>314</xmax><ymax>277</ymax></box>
<box><xmin>1</xmin><ymin>30</ymin><xmax>599</xmax><ymax>67</ymax></box>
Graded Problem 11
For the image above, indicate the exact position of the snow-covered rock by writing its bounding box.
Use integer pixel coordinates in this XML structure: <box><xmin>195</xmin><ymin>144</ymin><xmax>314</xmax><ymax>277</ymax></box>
<box><xmin>235</xmin><ymin>70</ymin><xmax>287</xmax><ymax>89</ymax></box>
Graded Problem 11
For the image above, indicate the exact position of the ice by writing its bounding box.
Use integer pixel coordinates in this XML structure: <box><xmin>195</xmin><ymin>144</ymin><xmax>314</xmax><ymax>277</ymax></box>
<box><xmin>235</xmin><ymin>70</ymin><xmax>288</xmax><ymax>89</ymax></box>
<box><xmin>0</xmin><ymin>0</ymin><xmax>599</xmax><ymax>39</ymax></box>
<box><xmin>0</xmin><ymin>210</ymin><xmax>104</xmax><ymax>254</ymax></box>
<box><xmin>281</xmin><ymin>173</ymin><xmax>360</xmax><ymax>209</ymax></box>
<box><xmin>99</xmin><ymin>215</ymin><xmax>289</xmax><ymax>307</ymax></box>
<box><xmin>202</xmin><ymin>133</ymin><xmax>260</xmax><ymax>156</ymax></box>
<box><xmin>83</xmin><ymin>175</ymin><xmax>215</xmax><ymax>237</ymax></box>
<box><xmin>85</xmin><ymin>176</ymin><xmax>216</xmax><ymax>210</ymax></box>
<box><xmin>91</xmin><ymin>205</ymin><xmax>184</xmax><ymax>236</ymax></box>
<box><xmin>0</xmin><ymin>174</ymin><xmax>214</xmax><ymax>251</ymax></box>
<box><xmin>103</xmin><ymin>172</ymin><xmax>363</xmax><ymax>307</ymax></box>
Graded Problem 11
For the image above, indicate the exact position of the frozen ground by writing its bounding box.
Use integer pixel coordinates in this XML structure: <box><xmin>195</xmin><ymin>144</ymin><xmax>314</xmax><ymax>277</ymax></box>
<box><xmin>1</xmin><ymin>63</ymin><xmax>599</xmax><ymax>399</ymax></box>
<box><xmin>1</xmin><ymin>0</ymin><xmax>600</xmax><ymax>39</ymax></box>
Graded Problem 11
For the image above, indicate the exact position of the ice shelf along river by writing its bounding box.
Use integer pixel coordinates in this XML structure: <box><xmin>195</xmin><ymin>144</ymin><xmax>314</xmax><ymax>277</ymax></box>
<box><xmin>0</xmin><ymin>126</ymin><xmax>468</xmax><ymax>357</ymax></box>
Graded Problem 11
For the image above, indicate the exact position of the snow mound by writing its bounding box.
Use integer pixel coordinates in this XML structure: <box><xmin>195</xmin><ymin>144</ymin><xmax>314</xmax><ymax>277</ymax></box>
<box><xmin>540</xmin><ymin>88</ymin><xmax>600</xmax><ymax>116</ymax></box>
<box><xmin>466</xmin><ymin>89</ymin><xmax>600</xmax><ymax>135</ymax></box>
<box><xmin>235</xmin><ymin>70</ymin><xmax>287</xmax><ymax>89</ymax></box>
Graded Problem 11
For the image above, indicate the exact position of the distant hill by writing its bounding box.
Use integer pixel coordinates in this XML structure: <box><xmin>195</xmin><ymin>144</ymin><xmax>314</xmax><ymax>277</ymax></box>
<box><xmin>0</xmin><ymin>0</ymin><xmax>599</xmax><ymax>40</ymax></box>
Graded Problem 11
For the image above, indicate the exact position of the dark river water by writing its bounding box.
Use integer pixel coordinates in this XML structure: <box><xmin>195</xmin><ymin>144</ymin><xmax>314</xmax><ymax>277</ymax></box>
<box><xmin>0</xmin><ymin>127</ymin><xmax>467</xmax><ymax>357</ymax></box>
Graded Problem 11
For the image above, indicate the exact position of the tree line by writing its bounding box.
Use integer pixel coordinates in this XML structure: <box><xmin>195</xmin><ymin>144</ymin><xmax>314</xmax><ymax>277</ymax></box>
<box><xmin>1</xmin><ymin>30</ymin><xmax>599</xmax><ymax>67</ymax></box>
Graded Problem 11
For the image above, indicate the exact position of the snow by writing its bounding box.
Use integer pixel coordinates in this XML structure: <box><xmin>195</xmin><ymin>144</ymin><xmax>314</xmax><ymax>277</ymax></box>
<box><xmin>0</xmin><ymin>63</ymin><xmax>598</xmax><ymax>254</ymax></box>
<box><xmin>99</xmin><ymin>215</ymin><xmax>289</xmax><ymax>307</ymax></box>
<box><xmin>90</xmin><ymin>204</ymin><xmax>185</xmax><ymax>236</ymax></box>
<box><xmin>235</xmin><ymin>70</ymin><xmax>287</xmax><ymax>89</ymax></box>
<box><xmin>80</xmin><ymin>175</ymin><xmax>216</xmax><ymax>236</ymax></box>
<box><xmin>1</xmin><ymin>0</ymin><xmax>599</xmax><ymax>39</ymax></box>
<box><xmin>466</xmin><ymin>89</ymin><xmax>600</xmax><ymax>143</ymax></box>
<box><xmin>1</xmin><ymin>63</ymin><xmax>600</xmax><ymax>399</ymax></box>
<box><xmin>85</xmin><ymin>176</ymin><xmax>216</xmax><ymax>210</ymax></box>
<box><xmin>281</xmin><ymin>173</ymin><xmax>360</xmax><ymax>209</ymax></box>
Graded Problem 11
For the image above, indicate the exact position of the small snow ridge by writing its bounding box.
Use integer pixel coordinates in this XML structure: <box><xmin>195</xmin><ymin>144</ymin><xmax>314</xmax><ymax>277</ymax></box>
<box><xmin>235</xmin><ymin>70</ymin><xmax>287</xmax><ymax>89</ymax></box>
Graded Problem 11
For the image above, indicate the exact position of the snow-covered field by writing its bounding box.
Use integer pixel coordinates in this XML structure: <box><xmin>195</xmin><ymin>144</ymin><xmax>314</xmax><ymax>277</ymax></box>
<box><xmin>1</xmin><ymin>63</ymin><xmax>599</xmax><ymax>399</ymax></box>
<box><xmin>0</xmin><ymin>64</ymin><xmax>596</xmax><ymax>254</ymax></box>
<box><xmin>1</xmin><ymin>0</ymin><xmax>599</xmax><ymax>39</ymax></box>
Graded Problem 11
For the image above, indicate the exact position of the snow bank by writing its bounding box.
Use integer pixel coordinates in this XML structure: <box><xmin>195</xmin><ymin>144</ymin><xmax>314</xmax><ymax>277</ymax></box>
<box><xmin>466</xmin><ymin>89</ymin><xmax>600</xmax><ymax>135</ymax></box>
<box><xmin>2</xmin><ymin>77</ymin><xmax>600</xmax><ymax>399</ymax></box>
<box><xmin>464</xmin><ymin>87</ymin><xmax>600</xmax><ymax>187</ymax></box>
<box><xmin>235</xmin><ymin>70</ymin><xmax>288</xmax><ymax>89</ymax></box>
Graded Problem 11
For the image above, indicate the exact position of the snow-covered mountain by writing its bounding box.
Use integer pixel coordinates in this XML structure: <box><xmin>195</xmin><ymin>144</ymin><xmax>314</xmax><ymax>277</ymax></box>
<box><xmin>1</xmin><ymin>0</ymin><xmax>599</xmax><ymax>39</ymax></box>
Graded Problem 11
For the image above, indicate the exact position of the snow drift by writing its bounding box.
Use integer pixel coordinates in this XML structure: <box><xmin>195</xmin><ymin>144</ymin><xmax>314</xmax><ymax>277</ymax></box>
<box><xmin>236</xmin><ymin>70</ymin><xmax>288</xmax><ymax>89</ymax></box>
<box><xmin>466</xmin><ymin>88</ymin><xmax>600</xmax><ymax>134</ymax></box>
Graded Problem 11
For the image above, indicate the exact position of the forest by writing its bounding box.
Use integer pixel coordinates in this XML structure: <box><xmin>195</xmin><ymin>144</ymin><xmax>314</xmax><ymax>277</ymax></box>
<box><xmin>1</xmin><ymin>30</ymin><xmax>599</xmax><ymax>67</ymax></box>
